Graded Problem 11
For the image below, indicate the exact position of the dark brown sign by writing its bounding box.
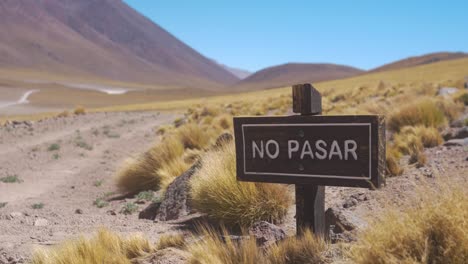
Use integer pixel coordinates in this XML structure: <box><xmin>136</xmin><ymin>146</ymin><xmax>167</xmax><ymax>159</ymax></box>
<box><xmin>234</xmin><ymin>115</ymin><xmax>385</xmax><ymax>189</ymax></box>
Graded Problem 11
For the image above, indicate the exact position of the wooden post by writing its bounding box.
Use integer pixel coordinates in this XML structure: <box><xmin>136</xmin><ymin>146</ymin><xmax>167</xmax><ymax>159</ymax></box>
<box><xmin>292</xmin><ymin>83</ymin><xmax>327</xmax><ymax>238</ymax></box>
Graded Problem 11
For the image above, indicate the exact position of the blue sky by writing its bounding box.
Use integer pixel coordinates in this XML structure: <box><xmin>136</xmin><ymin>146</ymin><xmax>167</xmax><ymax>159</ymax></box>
<box><xmin>124</xmin><ymin>0</ymin><xmax>468</xmax><ymax>72</ymax></box>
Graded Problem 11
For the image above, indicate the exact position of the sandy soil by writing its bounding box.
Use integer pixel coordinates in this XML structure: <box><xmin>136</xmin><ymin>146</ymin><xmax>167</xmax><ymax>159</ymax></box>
<box><xmin>0</xmin><ymin>110</ymin><xmax>466</xmax><ymax>263</ymax></box>
<box><xmin>0</xmin><ymin>111</ymin><xmax>181</xmax><ymax>260</ymax></box>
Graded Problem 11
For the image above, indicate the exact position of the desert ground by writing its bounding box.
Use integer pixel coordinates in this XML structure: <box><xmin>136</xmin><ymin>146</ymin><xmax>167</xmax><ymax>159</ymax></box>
<box><xmin>0</xmin><ymin>111</ymin><xmax>181</xmax><ymax>261</ymax></box>
<box><xmin>0</xmin><ymin>105</ymin><xmax>466</xmax><ymax>263</ymax></box>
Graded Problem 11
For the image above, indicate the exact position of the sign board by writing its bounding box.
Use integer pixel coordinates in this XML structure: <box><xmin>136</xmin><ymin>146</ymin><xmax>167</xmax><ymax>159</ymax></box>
<box><xmin>234</xmin><ymin>115</ymin><xmax>385</xmax><ymax>189</ymax></box>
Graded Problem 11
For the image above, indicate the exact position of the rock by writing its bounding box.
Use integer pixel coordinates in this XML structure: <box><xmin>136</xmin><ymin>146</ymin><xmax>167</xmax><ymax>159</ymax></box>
<box><xmin>9</xmin><ymin>212</ymin><xmax>23</xmax><ymax>219</ymax></box>
<box><xmin>443</xmin><ymin>127</ymin><xmax>468</xmax><ymax>140</ymax></box>
<box><xmin>248</xmin><ymin>221</ymin><xmax>286</xmax><ymax>247</ymax></box>
<box><xmin>437</xmin><ymin>87</ymin><xmax>459</xmax><ymax>96</ymax></box>
<box><xmin>213</xmin><ymin>133</ymin><xmax>233</xmax><ymax>149</ymax></box>
<box><xmin>155</xmin><ymin>162</ymin><xmax>201</xmax><ymax>221</ymax></box>
<box><xmin>33</xmin><ymin>218</ymin><xmax>49</xmax><ymax>227</ymax></box>
<box><xmin>106</xmin><ymin>210</ymin><xmax>117</xmax><ymax>216</ymax></box>
<box><xmin>134</xmin><ymin>248</ymin><xmax>190</xmax><ymax>264</ymax></box>
<box><xmin>444</xmin><ymin>138</ymin><xmax>468</xmax><ymax>147</ymax></box>
<box><xmin>343</xmin><ymin>198</ymin><xmax>358</xmax><ymax>208</ymax></box>
<box><xmin>139</xmin><ymin>202</ymin><xmax>161</xmax><ymax>220</ymax></box>
<box><xmin>75</xmin><ymin>209</ymin><xmax>83</xmax><ymax>214</ymax></box>
<box><xmin>325</xmin><ymin>207</ymin><xmax>356</xmax><ymax>234</ymax></box>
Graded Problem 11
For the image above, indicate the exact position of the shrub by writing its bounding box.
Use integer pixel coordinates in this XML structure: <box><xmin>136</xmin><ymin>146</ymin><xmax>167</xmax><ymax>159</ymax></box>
<box><xmin>74</xmin><ymin>106</ymin><xmax>86</xmax><ymax>115</ymax></box>
<box><xmin>0</xmin><ymin>202</ymin><xmax>7</xmax><ymax>209</ymax></box>
<box><xmin>267</xmin><ymin>229</ymin><xmax>327</xmax><ymax>264</ymax></box>
<box><xmin>136</xmin><ymin>191</ymin><xmax>154</xmax><ymax>202</ymax></box>
<box><xmin>56</xmin><ymin>110</ymin><xmax>70</xmax><ymax>118</ymax></box>
<box><xmin>120</xmin><ymin>202</ymin><xmax>138</xmax><ymax>215</ymax></box>
<box><xmin>0</xmin><ymin>174</ymin><xmax>22</xmax><ymax>183</ymax></box>
<box><xmin>398</xmin><ymin>126</ymin><xmax>443</xmax><ymax>149</ymax></box>
<box><xmin>436</xmin><ymin>99</ymin><xmax>463</xmax><ymax>122</ymax></box>
<box><xmin>386</xmin><ymin>147</ymin><xmax>403</xmax><ymax>177</ymax></box>
<box><xmin>115</xmin><ymin>135</ymin><xmax>185</xmax><ymax>194</ymax></box>
<box><xmin>156</xmin><ymin>156</ymin><xmax>191</xmax><ymax>190</ymax></box>
<box><xmin>32</xmin><ymin>203</ymin><xmax>44</xmax><ymax>209</ymax></box>
<box><xmin>213</xmin><ymin>114</ymin><xmax>233</xmax><ymax>130</ymax></box>
<box><xmin>456</xmin><ymin>92</ymin><xmax>468</xmax><ymax>105</ymax></box>
<box><xmin>189</xmin><ymin>226</ymin><xmax>264</xmax><ymax>264</ymax></box>
<box><xmin>388</xmin><ymin>99</ymin><xmax>446</xmax><ymax>132</ymax></box>
<box><xmin>350</xmin><ymin>188</ymin><xmax>468</xmax><ymax>264</ymax></box>
<box><xmin>190</xmin><ymin>142</ymin><xmax>291</xmax><ymax>227</ymax></box>
<box><xmin>93</xmin><ymin>198</ymin><xmax>109</xmax><ymax>208</ymax></box>
<box><xmin>156</xmin><ymin>233</ymin><xmax>186</xmax><ymax>250</ymax></box>
<box><xmin>189</xmin><ymin>226</ymin><xmax>326</xmax><ymax>264</ymax></box>
<box><xmin>30</xmin><ymin>229</ymin><xmax>152</xmax><ymax>264</ymax></box>
<box><xmin>176</xmin><ymin>123</ymin><xmax>213</xmax><ymax>150</ymax></box>
<box><xmin>48</xmin><ymin>143</ymin><xmax>60</xmax><ymax>151</ymax></box>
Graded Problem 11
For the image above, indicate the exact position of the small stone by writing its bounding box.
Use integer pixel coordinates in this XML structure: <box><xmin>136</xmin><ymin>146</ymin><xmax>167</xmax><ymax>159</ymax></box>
<box><xmin>444</xmin><ymin>138</ymin><xmax>468</xmax><ymax>147</ymax></box>
<box><xmin>34</xmin><ymin>218</ymin><xmax>49</xmax><ymax>227</ymax></box>
<box><xmin>248</xmin><ymin>221</ymin><xmax>286</xmax><ymax>247</ymax></box>
<box><xmin>75</xmin><ymin>209</ymin><xmax>83</xmax><ymax>214</ymax></box>
<box><xmin>343</xmin><ymin>198</ymin><xmax>358</xmax><ymax>208</ymax></box>
<box><xmin>326</xmin><ymin>207</ymin><xmax>357</xmax><ymax>234</ymax></box>
<box><xmin>9</xmin><ymin>212</ymin><xmax>23</xmax><ymax>218</ymax></box>
<box><xmin>106</xmin><ymin>210</ymin><xmax>116</xmax><ymax>216</ymax></box>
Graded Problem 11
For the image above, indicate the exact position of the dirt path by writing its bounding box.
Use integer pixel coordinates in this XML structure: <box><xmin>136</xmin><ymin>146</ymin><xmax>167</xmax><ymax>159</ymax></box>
<box><xmin>0</xmin><ymin>111</ymin><xmax>180</xmax><ymax>260</ymax></box>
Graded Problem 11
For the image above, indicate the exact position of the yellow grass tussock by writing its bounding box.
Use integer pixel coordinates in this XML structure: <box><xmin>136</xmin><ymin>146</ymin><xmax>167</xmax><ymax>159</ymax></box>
<box><xmin>74</xmin><ymin>106</ymin><xmax>86</xmax><ymax>115</ymax></box>
<box><xmin>31</xmin><ymin>229</ymin><xmax>153</xmax><ymax>264</ymax></box>
<box><xmin>388</xmin><ymin>99</ymin><xmax>447</xmax><ymax>132</ymax></box>
<box><xmin>115</xmin><ymin>135</ymin><xmax>186</xmax><ymax>194</ymax></box>
<box><xmin>176</xmin><ymin>123</ymin><xmax>214</xmax><ymax>150</ymax></box>
<box><xmin>189</xmin><ymin>226</ymin><xmax>327</xmax><ymax>264</ymax></box>
<box><xmin>350</xmin><ymin>187</ymin><xmax>468</xmax><ymax>264</ymax></box>
<box><xmin>156</xmin><ymin>233</ymin><xmax>186</xmax><ymax>250</ymax></box>
<box><xmin>386</xmin><ymin>147</ymin><xmax>403</xmax><ymax>177</ymax></box>
<box><xmin>190</xmin><ymin>142</ymin><xmax>292</xmax><ymax>227</ymax></box>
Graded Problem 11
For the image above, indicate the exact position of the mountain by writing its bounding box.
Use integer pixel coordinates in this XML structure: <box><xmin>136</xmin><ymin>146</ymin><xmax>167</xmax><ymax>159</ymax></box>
<box><xmin>220</xmin><ymin>65</ymin><xmax>252</xmax><ymax>79</ymax></box>
<box><xmin>371</xmin><ymin>52</ymin><xmax>468</xmax><ymax>73</ymax></box>
<box><xmin>234</xmin><ymin>63</ymin><xmax>363</xmax><ymax>90</ymax></box>
<box><xmin>0</xmin><ymin>0</ymin><xmax>239</xmax><ymax>90</ymax></box>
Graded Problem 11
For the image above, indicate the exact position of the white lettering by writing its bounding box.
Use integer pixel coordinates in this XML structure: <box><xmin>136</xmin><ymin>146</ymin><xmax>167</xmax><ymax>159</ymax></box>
<box><xmin>252</xmin><ymin>140</ymin><xmax>264</xmax><ymax>159</ymax></box>
<box><xmin>300</xmin><ymin>140</ymin><xmax>314</xmax><ymax>159</ymax></box>
<box><xmin>265</xmin><ymin>140</ymin><xmax>280</xmax><ymax>159</ymax></box>
<box><xmin>344</xmin><ymin>140</ymin><xmax>358</xmax><ymax>160</ymax></box>
<box><xmin>329</xmin><ymin>140</ymin><xmax>343</xmax><ymax>160</ymax></box>
<box><xmin>315</xmin><ymin>140</ymin><xmax>327</xmax><ymax>160</ymax></box>
<box><xmin>288</xmin><ymin>140</ymin><xmax>299</xmax><ymax>159</ymax></box>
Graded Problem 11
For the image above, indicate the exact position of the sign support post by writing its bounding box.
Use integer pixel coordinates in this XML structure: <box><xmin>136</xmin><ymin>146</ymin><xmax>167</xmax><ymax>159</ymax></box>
<box><xmin>292</xmin><ymin>83</ymin><xmax>326</xmax><ymax>237</ymax></box>
<box><xmin>233</xmin><ymin>83</ymin><xmax>385</xmax><ymax>238</ymax></box>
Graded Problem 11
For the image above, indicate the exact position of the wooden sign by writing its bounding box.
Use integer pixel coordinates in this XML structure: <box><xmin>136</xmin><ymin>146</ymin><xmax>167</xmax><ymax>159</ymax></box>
<box><xmin>233</xmin><ymin>83</ymin><xmax>386</xmax><ymax>237</ymax></box>
<box><xmin>234</xmin><ymin>115</ymin><xmax>385</xmax><ymax>189</ymax></box>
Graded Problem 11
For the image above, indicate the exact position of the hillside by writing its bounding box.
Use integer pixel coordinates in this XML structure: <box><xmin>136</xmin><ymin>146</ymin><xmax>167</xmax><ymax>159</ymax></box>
<box><xmin>370</xmin><ymin>52</ymin><xmax>468</xmax><ymax>73</ymax></box>
<box><xmin>0</xmin><ymin>0</ymin><xmax>238</xmax><ymax>90</ymax></box>
<box><xmin>234</xmin><ymin>63</ymin><xmax>363</xmax><ymax>91</ymax></box>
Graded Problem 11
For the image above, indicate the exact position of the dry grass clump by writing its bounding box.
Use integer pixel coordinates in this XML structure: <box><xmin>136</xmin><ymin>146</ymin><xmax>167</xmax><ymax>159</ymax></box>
<box><xmin>31</xmin><ymin>229</ymin><xmax>153</xmax><ymax>264</ymax></box>
<box><xmin>115</xmin><ymin>135</ymin><xmax>186</xmax><ymax>194</ymax></box>
<box><xmin>350</xmin><ymin>188</ymin><xmax>468</xmax><ymax>264</ymax></box>
<box><xmin>56</xmin><ymin>110</ymin><xmax>70</xmax><ymax>118</ymax></box>
<box><xmin>190</xmin><ymin>142</ymin><xmax>292</xmax><ymax>227</ymax></box>
<box><xmin>267</xmin><ymin>229</ymin><xmax>327</xmax><ymax>264</ymax></box>
<box><xmin>213</xmin><ymin>114</ymin><xmax>233</xmax><ymax>130</ymax></box>
<box><xmin>176</xmin><ymin>123</ymin><xmax>214</xmax><ymax>149</ymax></box>
<box><xmin>189</xmin><ymin>226</ymin><xmax>326</xmax><ymax>264</ymax></box>
<box><xmin>156</xmin><ymin>233</ymin><xmax>186</xmax><ymax>250</ymax></box>
<box><xmin>74</xmin><ymin>106</ymin><xmax>86</xmax><ymax>115</ymax></box>
<box><xmin>456</xmin><ymin>92</ymin><xmax>468</xmax><ymax>105</ymax></box>
<box><xmin>189</xmin><ymin>226</ymin><xmax>264</xmax><ymax>264</ymax></box>
<box><xmin>386</xmin><ymin>147</ymin><xmax>403</xmax><ymax>177</ymax></box>
<box><xmin>388</xmin><ymin>99</ymin><xmax>447</xmax><ymax>132</ymax></box>
<box><xmin>396</xmin><ymin>126</ymin><xmax>443</xmax><ymax>150</ymax></box>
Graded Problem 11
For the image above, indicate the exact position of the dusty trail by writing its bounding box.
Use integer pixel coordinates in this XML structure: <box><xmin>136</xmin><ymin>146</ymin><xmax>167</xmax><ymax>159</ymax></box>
<box><xmin>0</xmin><ymin>111</ymin><xmax>179</xmax><ymax>259</ymax></box>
